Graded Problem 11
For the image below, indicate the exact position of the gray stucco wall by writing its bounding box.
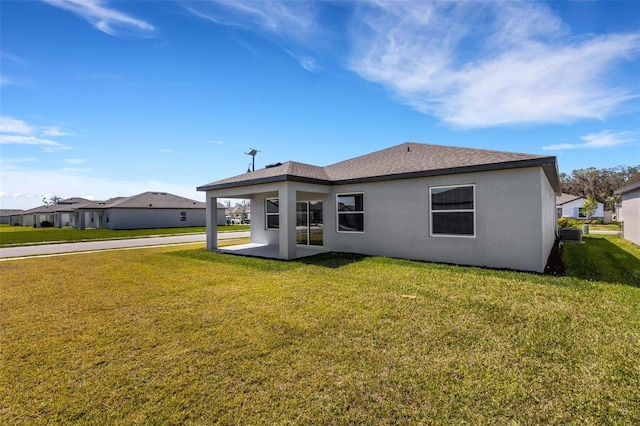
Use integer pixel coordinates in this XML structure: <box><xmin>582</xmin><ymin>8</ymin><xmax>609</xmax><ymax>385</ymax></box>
<box><xmin>104</xmin><ymin>208</ymin><xmax>206</xmax><ymax>229</ymax></box>
<box><xmin>621</xmin><ymin>187</ymin><xmax>640</xmax><ymax>245</ymax></box>
<box><xmin>206</xmin><ymin>166</ymin><xmax>556</xmax><ymax>273</ymax></box>
<box><xmin>323</xmin><ymin>166</ymin><xmax>552</xmax><ymax>272</ymax></box>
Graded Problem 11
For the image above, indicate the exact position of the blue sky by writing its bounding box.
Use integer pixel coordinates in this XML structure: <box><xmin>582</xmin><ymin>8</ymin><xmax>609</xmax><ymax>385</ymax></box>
<box><xmin>1</xmin><ymin>0</ymin><xmax>639</xmax><ymax>210</ymax></box>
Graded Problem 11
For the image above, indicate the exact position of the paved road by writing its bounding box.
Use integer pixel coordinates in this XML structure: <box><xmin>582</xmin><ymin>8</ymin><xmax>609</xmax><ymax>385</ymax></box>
<box><xmin>0</xmin><ymin>231</ymin><xmax>250</xmax><ymax>260</ymax></box>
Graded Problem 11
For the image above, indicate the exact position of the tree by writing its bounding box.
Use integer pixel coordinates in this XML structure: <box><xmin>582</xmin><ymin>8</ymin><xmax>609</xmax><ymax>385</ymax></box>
<box><xmin>560</xmin><ymin>165</ymin><xmax>640</xmax><ymax>211</ymax></box>
<box><xmin>581</xmin><ymin>197</ymin><xmax>598</xmax><ymax>219</ymax></box>
<box><xmin>42</xmin><ymin>195</ymin><xmax>63</xmax><ymax>206</ymax></box>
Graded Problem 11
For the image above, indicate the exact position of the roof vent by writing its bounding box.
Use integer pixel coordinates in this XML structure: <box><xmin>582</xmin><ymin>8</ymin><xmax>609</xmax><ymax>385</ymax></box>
<box><xmin>265</xmin><ymin>162</ymin><xmax>283</xmax><ymax>169</ymax></box>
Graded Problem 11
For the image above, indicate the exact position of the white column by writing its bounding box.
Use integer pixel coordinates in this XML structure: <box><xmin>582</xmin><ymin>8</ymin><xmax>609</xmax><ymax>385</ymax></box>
<box><xmin>206</xmin><ymin>195</ymin><xmax>218</xmax><ymax>251</ymax></box>
<box><xmin>279</xmin><ymin>184</ymin><xmax>297</xmax><ymax>260</ymax></box>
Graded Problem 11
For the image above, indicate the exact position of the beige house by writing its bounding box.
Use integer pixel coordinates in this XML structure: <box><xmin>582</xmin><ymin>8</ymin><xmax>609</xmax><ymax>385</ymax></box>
<box><xmin>198</xmin><ymin>142</ymin><xmax>560</xmax><ymax>273</ymax></box>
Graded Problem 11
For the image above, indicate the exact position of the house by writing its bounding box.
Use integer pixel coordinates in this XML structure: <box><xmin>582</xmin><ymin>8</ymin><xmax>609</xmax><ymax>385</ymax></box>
<box><xmin>556</xmin><ymin>193</ymin><xmax>604</xmax><ymax>219</ymax></box>
<box><xmin>10</xmin><ymin>192</ymin><xmax>214</xmax><ymax>229</ymax></box>
<box><xmin>0</xmin><ymin>209</ymin><xmax>23</xmax><ymax>225</ymax></box>
<box><xmin>615</xmin><ymin>181</ymin><xmax>640</xmax><ymax>246</ymax></box>
<box><xmin>197</xmin><ymin>142</ymin><xmax>560</xmax><ymax>273</ymax></box>
<box><xmin>73</xmin><ymin>192</ymin><xmax>207</xmax><ymax>230</ymax></box>
<box><xmin>227</xmin><ymin>203</ymin><xmax>251</xmax><ymax>223</ymax></box>
<box><xmin>12</xmin><ymin>198</ymin><xmax>92</xmax><ymax>227</ymax></box>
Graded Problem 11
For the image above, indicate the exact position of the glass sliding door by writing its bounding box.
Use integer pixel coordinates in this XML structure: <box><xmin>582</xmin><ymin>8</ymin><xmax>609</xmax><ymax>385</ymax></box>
<box><xmin>309</xmin><ymin>201</ymin><xmax>323</xmax><ymax>246</ymax></box>
<box><xmin>296</xmin><ymin>201</ymin><xmax>323</xmax><ymax>246</ymax></box>
<box><xmin>296</xmin><ymin>202</ymin><xmax>309</xmax><ymax>245</ymax></box>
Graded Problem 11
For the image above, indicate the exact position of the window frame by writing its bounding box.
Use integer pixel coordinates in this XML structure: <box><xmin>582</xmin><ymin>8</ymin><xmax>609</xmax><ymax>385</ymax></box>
<box><xmin>265</xmin><ymin>198</ymin><xmax>279</xmax><ymax>230</ymax></box>
<box><xmin>429</xmin><ymin>184</ymin><xmax>476</xmax><ymax>238</ymax></box>
<box><xmin>336</xmin><ymin>192</ymin><xmax>364</xmax><ymax>233</ymax></box>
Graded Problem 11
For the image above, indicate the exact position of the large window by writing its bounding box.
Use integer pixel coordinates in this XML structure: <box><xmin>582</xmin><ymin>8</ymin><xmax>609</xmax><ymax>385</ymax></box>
<box><xmin>337</xmin><ymin>193</ymin><xmax>364</xmax><ymax>232</ymax></box>
<box><xmin>266</xmin><ymin>199</ymin><xmax>279</xmax><ymax>229</ymax></box>
<box><xmin>430</xmin><ymin>185</ymin><xmax>475</xmax><ymax>237</ymax></box>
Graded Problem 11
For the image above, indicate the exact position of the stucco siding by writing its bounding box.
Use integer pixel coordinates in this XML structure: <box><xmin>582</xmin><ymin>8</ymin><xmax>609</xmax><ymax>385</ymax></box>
<box><xmin>327</xmin><ymin>167</ymin><xmax>550</xmax><ymax>272</ymax></box>
<box><xmin>621</xmin><ymin>187</ymin><xmax>640</xmax><ymax>245</ymax></box>
<box><xmin>105</xmin><ymin>208</ymin><xmax>206</xmax><ymax>229</ymax></box>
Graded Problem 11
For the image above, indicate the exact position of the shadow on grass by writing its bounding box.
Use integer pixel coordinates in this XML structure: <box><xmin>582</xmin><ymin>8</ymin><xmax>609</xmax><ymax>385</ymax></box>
<box><xmin>168</xmin><ymin>249</ymin><xmax>369</xmax><ymax>271</ymax></box>
<box><xmin>563</xmin><ymin>236</ymin><xmax>640</xmax><ymax>287</ymax></box>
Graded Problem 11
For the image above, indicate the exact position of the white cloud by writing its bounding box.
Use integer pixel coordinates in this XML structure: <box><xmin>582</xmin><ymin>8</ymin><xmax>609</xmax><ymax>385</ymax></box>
<box><xmin>184</xmin><ymin>0</ymin><xmax>316</xmax><ymax>41</ymax></box>
<box><xmin>0</xmin><ymin>163</ymin><xmax>203</xmax><ymax>210</ymax></box>
<box><xmin>65</xmin><ymin>158</ymin><xmax>87</xmax><ymax>164</ymax></box>
<box><xmin>42</xmin><ymin>0</ymin><xmax>155</xmax><ymax>36</ymax></box>
<box><xmin>0</xmin><ymin>116</ymin><xmax>73</xmax><ymax>151</ymax></box>
<box><xmin>0</xmin><ymin>116</ymin><xmax>33</xmax><ymax>134</ymax></box>
<box><xmin>543</xmin><ymin>130</ymin><xmax>636</xmax><ymax>150</ymax></box>
<box><xmin>348</xmin><ymin>1</ymin><xmax>640</xmax><ymax>128</ymax></box>
<box><xmin>209</xmin><ymin>140</ymin><xmax>224</xmax><ymax>145</ymax></box>
<box><xmin>0</xmin><ymin>135</ymin><xmax>70</xmax><ymax>151</ymax></box>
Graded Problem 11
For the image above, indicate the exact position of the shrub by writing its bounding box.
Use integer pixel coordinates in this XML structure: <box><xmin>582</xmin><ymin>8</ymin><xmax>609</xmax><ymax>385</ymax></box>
<box><xmin>557</xmin><ymin>217</ymin><xmax>581</xmax><ymax>229</ymax></box>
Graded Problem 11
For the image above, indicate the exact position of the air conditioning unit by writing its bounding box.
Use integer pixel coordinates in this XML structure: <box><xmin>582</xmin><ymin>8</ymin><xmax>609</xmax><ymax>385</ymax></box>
<box><xmin>560</xmin><ymin>227</ymin><xmax>582</xmax><ymax>242</ymax></box>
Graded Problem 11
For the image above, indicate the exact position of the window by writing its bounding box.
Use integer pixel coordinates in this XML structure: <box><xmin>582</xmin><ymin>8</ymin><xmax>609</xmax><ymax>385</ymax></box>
<box><xmin>337</xmin><ymin>193</ymin><xmax>364</xmax><ymax>232</ymax></box>
<box><xmin>430</xmin><ymin>185</ymin><xmax>475</xmax><ymax>237</ymax></box>
<box><xmin>180</xmin><ymin>211</ymin><xmax>187</xmax><ymax>222</ymax></box>
<box><xmin>578</xmin><ymin>207</ymin><xmax>586</xmax><ymax>218</ymax></box>
<box><xmin>266</xmin><ymin>199</ymin><xmax>279</xmax><ymax>229</ymax></box>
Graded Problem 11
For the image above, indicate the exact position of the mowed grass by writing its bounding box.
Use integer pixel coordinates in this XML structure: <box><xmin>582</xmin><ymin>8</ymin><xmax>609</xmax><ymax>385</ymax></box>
<box><xmin>0</xmin><ymin>224</ymin><xmax>249</xmax><ymax>247</ymax></box>
<box><xmin>563</xmin><ymin>234</ymin><xmax>640</xmax><ymax>286</ymax></box>
<box><xmin>2</xmin><ymin>244</ymin><xmax>639</xmax><ymax>424</ymax></box>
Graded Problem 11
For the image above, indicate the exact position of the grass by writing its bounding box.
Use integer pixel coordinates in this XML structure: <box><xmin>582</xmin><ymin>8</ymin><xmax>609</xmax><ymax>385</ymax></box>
<box><xmin>563</xmin><ymin>234</ymin><xmax>640</xmax><ymax>286</ymax></box>
<box><xmin>2</xmin><ymin>241</ymin><xmax>639</xmax><ymax>424</ymax></box>
<box><xmin>0</xmin><ymin>224</ymin><xmax>249</xmax><ymax>247</ymax></box>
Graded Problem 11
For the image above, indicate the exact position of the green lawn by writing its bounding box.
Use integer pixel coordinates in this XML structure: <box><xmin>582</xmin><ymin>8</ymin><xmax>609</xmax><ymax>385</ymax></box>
<box><xmin>2</xmin><ymin>239</ymin><xmax>639</xmax><ymax>424</ymax></box>
<box><xmin>0</xmin><ymin>224</ymin><xmax>249</xmax><ymax>247</ymax></box>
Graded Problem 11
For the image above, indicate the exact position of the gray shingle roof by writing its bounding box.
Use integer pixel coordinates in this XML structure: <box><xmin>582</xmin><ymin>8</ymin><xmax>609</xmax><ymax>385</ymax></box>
<box><xmin>556</xmin><ymin>193</ymin><xmax>582</xmax><ymax>205</ymax></box>
<box><xmin>198</xmin><ymin>142</ymin><xmax>560</xmax><ymax>192</ymax></box>
<box><xmin>78</xmin><ymin>192</ymin><xmax>205</xmax><ymax>209</ymax></box>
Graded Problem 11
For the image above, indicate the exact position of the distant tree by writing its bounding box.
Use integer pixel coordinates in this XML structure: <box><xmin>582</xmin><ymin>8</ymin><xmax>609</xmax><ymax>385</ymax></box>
<box><xmin>42</xmin><ymin>195</ymin><xmax>63</xmax><ymax>205</ymax></box>
<box><xmin>560</xmin><ymin>165</ymin><xmax>640</xmax><ymax>211</ymax></box>
<box><xmin>582</xmin><ymin>197</ymin><xmax>598</xmax><ymax>219</ymax></box>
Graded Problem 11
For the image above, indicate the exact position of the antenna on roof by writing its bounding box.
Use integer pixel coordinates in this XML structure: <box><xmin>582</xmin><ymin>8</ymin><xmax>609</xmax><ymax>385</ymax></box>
<box><xmin>245</xmin><ymin>148</ymin><xmax>259</xmax><ymax>172</ymax></box>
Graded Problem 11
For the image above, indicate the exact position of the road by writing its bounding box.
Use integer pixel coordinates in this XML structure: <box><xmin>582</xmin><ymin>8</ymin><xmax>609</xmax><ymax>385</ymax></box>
<box><xmin>0</xmin><ymin>231</ymin><xmax>250</xmax><ymax>260</ymax></box>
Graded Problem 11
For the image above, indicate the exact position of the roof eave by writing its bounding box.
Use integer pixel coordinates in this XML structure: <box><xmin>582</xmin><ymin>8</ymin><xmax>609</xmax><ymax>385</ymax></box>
<box><xmin>197</xmin><ymin>174</ymin><xmax>331</xmax><ymax>192</ymax></box>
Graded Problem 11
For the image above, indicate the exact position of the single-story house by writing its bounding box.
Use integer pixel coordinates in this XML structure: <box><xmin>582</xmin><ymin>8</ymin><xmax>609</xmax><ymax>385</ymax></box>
<box><xmin>11</xmin><ymin>198</ymin><xmax>92</xmax><ymax>227</ymax></box>
<box><xmin>197</xmin><ymin>142</ymin><xmax>560</xmax><ymax>273</ymax></box>
<box><xmin>556</xmin><ymin>193</ymin><xmax>604</xmax><ymax>219</ymax></box>
<box><xmin>615</xmin><ymin>181</ymin><xmax>640</xmax><ymax>246</ymax></box>
<box><xmin>227</xmin><ymin>203</ymin><xmax>251</xmax><ymax>223</ymax></box>
<box><xmin>74</xmin><ymin>192</ymin><xmax>208</xmax><ymax>230</ymax></box>
<box><xmin>0</xmin><ymin>209</ymin><xmax>23</xmax><ymax>225</ymax></box>
<box><xmin>10</xmin><ymin>192</ymin><xmax>214</xmax><ymax>229</ymax></box>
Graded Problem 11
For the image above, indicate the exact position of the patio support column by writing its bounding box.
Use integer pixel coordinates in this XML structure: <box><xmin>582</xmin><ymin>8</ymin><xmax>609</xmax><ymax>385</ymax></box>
<box><xmin>78</xmin><ymin>211</ymin><xmax>86</xmax><ymax>230</ymax></box>
<box><xmin>206</xmin><ymin>194</ymin><xmax>218</xmax><ymax>251</ymax></box>
<box><xmin>279</xmin><ymin>183</ymin><xmax>297</xmax><ymax>260</ymax></box>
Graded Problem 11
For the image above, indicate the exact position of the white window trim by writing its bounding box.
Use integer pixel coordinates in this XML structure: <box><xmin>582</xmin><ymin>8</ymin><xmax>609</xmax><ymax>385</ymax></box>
<box><xmin>265</xmin><ymin>198</ymin><xmax>279</xmax><ymax>230</ymax></box>
<box><xmin>336</xmin><ymin>192</ymin><xmax>364</xmax><ymax>233</ymax></box>
<box><xmin>429</xmin><ymin>184</ymin><xmax>476</xmax><ymax>238</ymax></box>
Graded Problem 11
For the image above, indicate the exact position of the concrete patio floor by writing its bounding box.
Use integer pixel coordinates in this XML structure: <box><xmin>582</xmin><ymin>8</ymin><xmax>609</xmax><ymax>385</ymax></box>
<box><xmin>216</xmin><ymin>243</ymin><xmax>329</xmax><ymax>259</ymax></box>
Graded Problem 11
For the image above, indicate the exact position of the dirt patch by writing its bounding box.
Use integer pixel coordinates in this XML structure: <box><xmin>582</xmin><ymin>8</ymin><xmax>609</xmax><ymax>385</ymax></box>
<box><xmin>544</xmin><ymin>238</ymin><xmax>564</xmax><ymax>276</ymax></box>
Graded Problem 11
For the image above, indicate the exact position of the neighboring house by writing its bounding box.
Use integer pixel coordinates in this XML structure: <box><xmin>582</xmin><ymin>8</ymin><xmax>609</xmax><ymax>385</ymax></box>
<box><xmin>0</xmin><ymin>209</ymin><xmax>23</xmax><ymax>225</ymax></box>
<box><xmin>198</xmin><ymin>142</ymin><xmax>561</xmax><ymax>273</ymax></box>
<box><xmin>615</xmin><ymin>181</ymin><xmax>640</xmax><ymax>246</ymax></box>
<box><xmin>227</xmin><ymin>203</ymin><xmax>251</xmax><ymax>223</ymax></box>
<box><xmin>11</xmin><ymin>192</ymin><xmax>210</xmax><ymax>229</ymax></box>
<box><xmin>556</xmin><ymin>193</ymin><xmax>604</xmax><ymax>219</ymax></box>
<box><xmin>74</xmin><ymin>192</ymin><xmax>207</xmax><ymax>230</ymax></box>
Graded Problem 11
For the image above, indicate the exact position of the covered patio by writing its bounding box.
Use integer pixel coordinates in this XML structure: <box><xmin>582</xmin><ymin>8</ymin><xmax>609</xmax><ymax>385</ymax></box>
<box><xmin>215</xmin><ymin>242</ymin><xmax>329</xmax><ymax>259</ymax></box>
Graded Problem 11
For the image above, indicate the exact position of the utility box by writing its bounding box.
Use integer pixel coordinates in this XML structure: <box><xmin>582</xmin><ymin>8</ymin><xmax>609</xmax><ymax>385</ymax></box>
<box><xmin>560</xmin><ymin>227</ymin><xmax>583</xmax><ymax>242</ymax></box>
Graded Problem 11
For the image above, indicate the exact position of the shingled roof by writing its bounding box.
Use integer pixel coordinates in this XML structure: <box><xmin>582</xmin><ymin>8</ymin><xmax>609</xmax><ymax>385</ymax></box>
<box><xmin>198</xmin><ymin>142</ymin><xmax>560</xmax><ymax>192</ymax></box>
<box><xmin>79</xmin><ymin>192</ymin><xmax>205</xmax><ymax>209</ymax></box>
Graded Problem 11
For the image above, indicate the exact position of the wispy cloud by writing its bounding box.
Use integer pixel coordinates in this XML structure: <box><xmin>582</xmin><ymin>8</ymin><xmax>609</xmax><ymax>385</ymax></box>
<box><xmin>184</xmin><ymin>0</ymin><xmax>316</xmax><ymax>41</ymax></box>
<box><xmin>348</xmin><ymin>1</ymin><xmax>640</xmax><ymax>128</ymax></box>
<box><xmin>543</xmin><ymin>130</ymin><xmax>636</xmax><ymax>150</ymax></box>
<box><xmin>160</xmin><ymin>148</ymin><xmax>177</xmax><ymax>153</ymax></box>
<box><xmin>41</xmin><ymin>0</ymin><xmax>155</xmax><ymax>36</ymax></box>
<box><xmin>0</xmin><ymin>116</ymin><xmax>73</xmax><ymax>151</ymax></box>
<box><xmin>209</xmin><ymin>140</ymin><xmax>224</xmax><ymax>145</ymax></box>
<box><xmin>65</xmin><ymin>158</ymin><xmax>87</xmax><ymax>165</ymax></box>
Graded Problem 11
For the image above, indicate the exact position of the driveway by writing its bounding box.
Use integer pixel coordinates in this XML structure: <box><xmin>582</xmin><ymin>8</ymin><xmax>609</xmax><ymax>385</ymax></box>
<box><xmin>0</xmin><ymin>231</ymin><xmax>250</xmax><ymax>260</ymax></box>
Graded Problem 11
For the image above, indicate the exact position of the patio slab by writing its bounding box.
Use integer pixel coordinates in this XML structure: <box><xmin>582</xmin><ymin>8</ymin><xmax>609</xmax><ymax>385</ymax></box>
<box><xmin>216</xmin><ymin>243</ymin><xmax>329</xmax><ymax>259</ymax></box>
